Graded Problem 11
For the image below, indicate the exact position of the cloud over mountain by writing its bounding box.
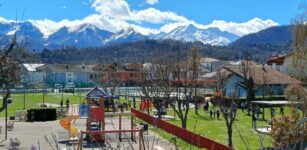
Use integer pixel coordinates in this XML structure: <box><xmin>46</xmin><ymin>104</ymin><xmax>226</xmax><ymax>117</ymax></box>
<box><xmin>0</xmin><ymin>0</ymin><xmax>278</xmax><ymax>38</ymax></box>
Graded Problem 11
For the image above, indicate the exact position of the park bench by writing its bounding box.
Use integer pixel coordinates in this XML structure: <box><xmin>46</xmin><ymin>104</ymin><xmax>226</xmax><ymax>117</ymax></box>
<box><xmin>153</xmin><ymin>110</ymin><xmax>167</xmax><ymax>118</ymax></box>
<box><xmin>264</xmin><ymin>125</ymin><xmax>271</xmax><ymax>130</ymax></box>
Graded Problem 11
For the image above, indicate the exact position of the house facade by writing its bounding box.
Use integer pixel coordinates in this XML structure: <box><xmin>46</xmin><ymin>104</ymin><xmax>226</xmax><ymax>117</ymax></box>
<box><xmin>200</xmin><ymin>57</ymin><xmax>229</xmax><ymax>73</ymax></box>
<box><xmin>20</xmin><ymin>63</ymin><xmax>45</xmax><ymax>86</ymax></box>
<box><xmin>221</xmin><ymin>63</ymin><xmax>301</xmax><ymax>98</ymax></box>
<box><xmin>267</xmin><ymin>53</ymin><xmax>307</xmax><ymax>84</ymax></box>
<box><xmin>101</xmin><ymin>63</ymin><xmax>142</xmax><ymax>85</ymax></box>
<box><xmin>43</xmin><ymin>64</ymin><xmax>96</xmax><ymax>85</ymax></box>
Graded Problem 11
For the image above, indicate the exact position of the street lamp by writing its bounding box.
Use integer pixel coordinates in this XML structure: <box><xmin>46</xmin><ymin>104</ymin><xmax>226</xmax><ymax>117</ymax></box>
<box><xmin>2</xmin><ymin>84</ymin><xmax>7</xmax><ymax>140</ymax></box>
<box><xmin>23</xmin><ymin>84</ymin><xmax>26</xmax><ymax>110</ymax></box>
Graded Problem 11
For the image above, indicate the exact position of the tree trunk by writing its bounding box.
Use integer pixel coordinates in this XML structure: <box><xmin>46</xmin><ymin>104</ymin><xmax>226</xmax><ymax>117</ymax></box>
<box><xmin>227</xmin><ymin>125</ymin><xmax>233</xmax><ymax>147</ymax></box>
<box><xmin>0</xmin><ymin>89</ymin><xmax>10</xmax><ymax>112</ymax></box>
<box><xmin>181</xmin><ymin>117</ymin><xmax>187</xmax><ymax>129</ymax></box>
<box><xmin>111</xmin><ymin>97</ymin><xmax>115</xmax><ymax>113</ymax></box>
<box><xmin>194</xmin><ymin>101</ymin><xmax>198</xmax><ymax>115</ymax></box>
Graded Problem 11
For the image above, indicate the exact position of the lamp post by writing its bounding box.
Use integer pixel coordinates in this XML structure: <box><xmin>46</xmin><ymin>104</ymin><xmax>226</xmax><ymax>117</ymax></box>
<box><xmin>2</xmin><ymin>84</ymin><xmax>7</xmax><ymax>140</ymax></box>
<box><xmin>23</xmin><ymin>84</ymin><xmax>26</xmax><ymax>110</ymax></box>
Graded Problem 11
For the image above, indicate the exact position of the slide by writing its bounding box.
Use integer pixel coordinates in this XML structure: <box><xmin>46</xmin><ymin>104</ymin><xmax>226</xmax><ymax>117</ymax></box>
<box><xmin>60</xmin><ymin>116</ymin><xmax>79</xmax><ymax>139</ymax></box>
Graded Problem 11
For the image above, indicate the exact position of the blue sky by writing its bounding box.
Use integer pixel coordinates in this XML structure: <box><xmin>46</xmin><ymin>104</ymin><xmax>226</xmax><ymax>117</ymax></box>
<box><xmin>0</xmin><ymin>0</ymin><xmax>304</xmax><ymax>36</ymax></box>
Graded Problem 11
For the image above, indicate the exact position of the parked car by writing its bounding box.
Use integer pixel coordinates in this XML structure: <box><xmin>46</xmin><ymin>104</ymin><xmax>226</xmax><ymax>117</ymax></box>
<box><xmin>63</xmin><ymin>83</ymin><xmax>75</xmax><ymax>93</ymax></box>
<box><xmin>54</xmin><ymin>84</ymin><xmax>62</xmax><ymax>89</ymax></box>
<box><xmin>14</xmin><ymin>85</ymin><xmax>24</xmax><ymax>89</ymax></box>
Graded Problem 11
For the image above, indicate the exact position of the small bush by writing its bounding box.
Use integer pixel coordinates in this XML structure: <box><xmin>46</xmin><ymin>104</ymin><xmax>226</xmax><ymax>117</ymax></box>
<box><xmin>27</xmin><ymin>108</ymin><xmax>57</xmax><ymax>122</ymax></box>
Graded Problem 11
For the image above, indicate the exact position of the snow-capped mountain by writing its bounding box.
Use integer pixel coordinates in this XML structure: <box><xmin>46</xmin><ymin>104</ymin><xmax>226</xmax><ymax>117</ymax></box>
<box><xmin>0</xmin><ymin>21</ymin><xmax>45</xmax><ymax>50</ymax></box>
<box><xmin>46</xmin><ymin>24</ymin><xmax>113</xmax><ymax>49</ymax></box>
<box><xmin>153</xmin><ymin>24</ymin><xmax>239</xmax><ymax>45</ymax></box>
<box><xmin>0</xmin><ymin>21</ymin><xmax>242</xmax><ymax>50</ymax></box>
<box><xmin>103</xmin><ymin>27</ymin><xmax>147</xmax><ymax>45</ymax></box>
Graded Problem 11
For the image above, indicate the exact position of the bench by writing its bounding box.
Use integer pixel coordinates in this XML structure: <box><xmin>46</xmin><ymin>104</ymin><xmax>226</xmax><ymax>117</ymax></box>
<box><xmin>264</xmin><ymin>125</ymin><xmax>271</xmax><ymax>130</ymax></box>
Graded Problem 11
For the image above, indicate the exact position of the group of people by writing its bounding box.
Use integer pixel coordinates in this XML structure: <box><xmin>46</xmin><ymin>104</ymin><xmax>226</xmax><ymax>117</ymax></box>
<box><xmin>60</xmin><ymin>98</ymin><xmax>70</xmax><ymax>109</ymax></box>
<box><xmin>201</xmin><ymin>100</ymin><xmax>221</xmax><ymax>119</ymax></box>
<box><xmin>209</xmin><ymin>108</ymin><xmax>221</xmax><ymax>120</ymax></box>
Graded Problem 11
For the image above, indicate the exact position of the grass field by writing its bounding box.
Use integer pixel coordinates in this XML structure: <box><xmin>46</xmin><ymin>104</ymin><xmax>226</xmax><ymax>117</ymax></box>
<box><xmin>145</xmin><ymin>106</ymin><xmax>297</xmax><ymax>150</ymax></box>
<box><xmin>0</xmin><ymin>93</ymin><xmax>298</xmax><ymax>149</ymax></box>
<box><xmin>0</xmin><ymin>93</ymin><xmax>85</xmax><ymax>117</ymax></box>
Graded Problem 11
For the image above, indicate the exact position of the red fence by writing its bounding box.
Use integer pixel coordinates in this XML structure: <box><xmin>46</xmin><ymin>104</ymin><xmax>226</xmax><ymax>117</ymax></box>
<box><xmin>131</xmin><ymin>108</ymin><xmax>233</xmax><ymax>150</ymax></box>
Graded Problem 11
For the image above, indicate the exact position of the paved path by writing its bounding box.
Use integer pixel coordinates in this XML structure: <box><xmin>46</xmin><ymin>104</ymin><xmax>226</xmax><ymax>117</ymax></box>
<box><xmin>0</xmin><ymin>116</ymin><xmax>178</xmax><ymax>150</ymax></box>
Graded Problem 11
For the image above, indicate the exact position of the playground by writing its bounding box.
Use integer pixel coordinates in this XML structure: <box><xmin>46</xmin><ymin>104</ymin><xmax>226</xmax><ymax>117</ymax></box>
<box><xmin>0</xmin><ymin>86</ymin><xmax>303</xmax><ymax>149</ymax></box>
<box><xmin>0</xmin><ymin>116</ymin><xmax>176</xmax><ymax>149</ymax></box>
<box><xmin>0</xmin><ymin>87</ymin><xmax>178</xmax><ymax>149</ymax></box>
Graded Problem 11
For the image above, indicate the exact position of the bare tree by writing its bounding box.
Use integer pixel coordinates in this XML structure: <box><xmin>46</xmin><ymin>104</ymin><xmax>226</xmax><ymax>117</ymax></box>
<box><xmin>0</xmin><ymin>30</ymin><xmax>34</xmax><ymax>112</ymax></box>
<box><xmin>239</xmin><ymin>53</ymin><xmax>256</xmax><ymax>108</ymax></box>
<box><xmin>213</xmin><ymin>68</ymin><xmax>238</xmax><ymax>148</ymax></box>
<box><xmin>289</xmin><ymin>2</ymin><xmax>307</xmax><ymax>85</ymax></box>
<box><xmin>139</xmin><ymin>53</ymin><xmax>173</xmax><ymax>119</ymax></box>
<box><xmin>138</xmin><ymin>46</ymin><xmax>201</xmax><ymax>129</ymax></box>
<box><xmin>101</xmin><ymin>63</ymin><xmax>120</xmax><ymax>112</ymax></box>
<box><xmin>169</xmin><ymin>46</ymin><xmax>201</xmax><ymax>129</ymax></box>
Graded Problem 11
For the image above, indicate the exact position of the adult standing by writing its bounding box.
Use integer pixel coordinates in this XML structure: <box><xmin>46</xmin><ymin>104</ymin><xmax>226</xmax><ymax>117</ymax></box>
<box><xmin>216</xmin><ymin>108</ymin><xmax>220</xmax><ymax>120</ymax></box>
<box><xmin>132</xmin><ymin>97</ymin><xmax>136</xmax><ymax>108</ymax></box>
<box><xmin>66</xmin><ymin>98</ymin><xmax>70</xmax><ymax>110</ymax></box>
<box><xmin>252</xmin><ymin>112</ymin><xmax>257</xmax><ymax>130</ymax></box>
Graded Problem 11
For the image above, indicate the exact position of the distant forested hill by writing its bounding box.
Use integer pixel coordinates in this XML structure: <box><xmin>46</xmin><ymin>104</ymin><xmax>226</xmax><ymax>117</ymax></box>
<box><xmin>40</xmin><ymin>37</ymin><xmax>292</xmax><ymax>64</ymax></box>
<box><xmin>231</xmin><ymin>25</ymin><xmax>292</xmax><ymax>46</ymax></box>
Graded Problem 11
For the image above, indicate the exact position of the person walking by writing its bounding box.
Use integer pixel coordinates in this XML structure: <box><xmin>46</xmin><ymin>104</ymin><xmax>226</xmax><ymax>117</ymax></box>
<box><xmin>252</xmin><ymin>112</ymin><xmax>257</xmax><ymax>130</ymax></box>
<box><xmin>216</xmin><ymin>109</ymin><xmax>220</xmax><ymax>120</ymax></box>
<box><xmin>65</xmin><ymin>98</ymin><xmax>70</xmax><ymax>110</ymax></box>
<box><xmin>132</xmin><ymin>97</ymin><xmax>136</xmax><ymax>108</ymax></box>
<box><xmin>60</xmin><ymin>99</ymin><xmax>63</xmax><ymax>113</ymax></box>
<box><xmin>280</xmin><ymin>107</ymin><xmax>284</xmax><ymax>115</ymax></box>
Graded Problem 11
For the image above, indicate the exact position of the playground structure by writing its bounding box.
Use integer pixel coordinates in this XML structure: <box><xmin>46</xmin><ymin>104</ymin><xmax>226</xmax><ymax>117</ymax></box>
<box><xmin>59</xmin><ymin>87</ymin><xmax>144</xmax><ymax>149</ymax></box>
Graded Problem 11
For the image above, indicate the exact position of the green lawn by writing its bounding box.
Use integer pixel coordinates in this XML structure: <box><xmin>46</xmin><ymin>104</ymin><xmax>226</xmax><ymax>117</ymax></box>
<box><xmin>0</xmin><ymin>93</ymin><xmax>85</xmax><ymax>117</ymax></box>
<box><xmin>145</xmin><ymin>106</ymin><xmax>297</xmax><ymax>150</ymax></box>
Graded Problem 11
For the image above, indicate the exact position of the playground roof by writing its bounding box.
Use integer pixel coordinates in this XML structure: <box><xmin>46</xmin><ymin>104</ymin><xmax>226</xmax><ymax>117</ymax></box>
<box><xmin>86</xmin><ymin>87</ymin><xmax>119</xmax><ymax>99</ymax></box>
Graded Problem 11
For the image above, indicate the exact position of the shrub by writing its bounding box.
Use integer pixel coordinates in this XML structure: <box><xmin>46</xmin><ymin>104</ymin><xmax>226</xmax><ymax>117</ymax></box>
<box><xmin>27</xmin><ymin>108</ymin><xmax>57</xmax><ymax>122</ymax></box>
<box><xmin>271</xmin><ymin>108</ymin><xmax>305</xmax><ymax>149</ymax></box>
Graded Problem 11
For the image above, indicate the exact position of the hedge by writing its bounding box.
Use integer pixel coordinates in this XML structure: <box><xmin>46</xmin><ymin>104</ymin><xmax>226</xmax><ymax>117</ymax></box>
<box><xmin>27</xmin><ymin>108</ymin><xmax>57</xmax><ymax>122</ymax></box>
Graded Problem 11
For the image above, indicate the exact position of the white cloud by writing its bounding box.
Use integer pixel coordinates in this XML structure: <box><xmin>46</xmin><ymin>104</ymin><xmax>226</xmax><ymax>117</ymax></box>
<box><xmin>61</xmin><ymin>5</ymin><xmax>67</xmax><ymax>9</ymax></box>
<box><xmin>132</xmin><ymin>8</ymin><xmax>190</xmax><ymax>24</ymax></box>
<box><xmin>204</xmin><ymin>17</ymin><xmax>279</xmax><ymax>36</ymax></box>
<box><xmin>91</xmin><ymin>0</ymin><xmax>131</xmax><ymax>20</ymax></box>
<box><xmin>146</xmin><ymin>0</ymin><xmax>158</xmax><ymax>5</ymax></box>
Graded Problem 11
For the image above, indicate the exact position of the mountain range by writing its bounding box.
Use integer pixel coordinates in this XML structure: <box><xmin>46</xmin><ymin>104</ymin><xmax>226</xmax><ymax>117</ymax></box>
<box><xmin>0</xmin><ymin>21</ymin><xmax>241</xmax><ymax>50</ymax></box>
